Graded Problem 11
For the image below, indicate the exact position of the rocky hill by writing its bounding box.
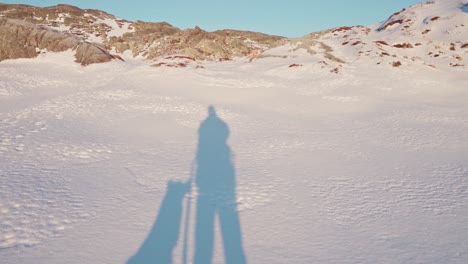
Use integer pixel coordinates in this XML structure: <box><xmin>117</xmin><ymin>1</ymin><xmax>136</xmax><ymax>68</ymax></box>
<box><xmin>0</xmin><ymin>3</ymin><xmax>283</xmax><ymax>65</ymax></box>
<box><xmin>0</xmin><ymin>1</ymin><xmax>466</xmax><ymax>69</ymax></box>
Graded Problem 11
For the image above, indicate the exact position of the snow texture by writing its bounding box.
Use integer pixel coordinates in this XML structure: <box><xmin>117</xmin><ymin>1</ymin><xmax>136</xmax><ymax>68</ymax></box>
<box><xmin>0</xmin><ymin>46</ymin><xmax>467</xmax><ymax>264</ymax></box>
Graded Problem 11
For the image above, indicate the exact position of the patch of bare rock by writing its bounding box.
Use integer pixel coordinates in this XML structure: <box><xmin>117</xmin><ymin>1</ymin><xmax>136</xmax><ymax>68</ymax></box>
<box><xmin>0</xmin><ymin>17</ymin><xmax>117</xmax><ymax>65</ymax></box>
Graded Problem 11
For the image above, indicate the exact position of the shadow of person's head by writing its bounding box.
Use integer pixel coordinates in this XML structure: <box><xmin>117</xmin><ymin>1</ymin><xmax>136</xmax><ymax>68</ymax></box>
<box><xmin>199</xmin><ymin>105</ymin><xmax>229</xmax><ymax>145</ymax></box>
<box><xmin>208</xmin><ymin>105</ymin><xmax>216</xmax><ymax>116</ymax></box>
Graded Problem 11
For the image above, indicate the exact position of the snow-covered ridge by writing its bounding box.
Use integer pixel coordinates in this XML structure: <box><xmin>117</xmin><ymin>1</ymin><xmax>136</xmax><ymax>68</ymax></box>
<box><xmin>0</xmin><ymin>1</ymin><xmax>467</xmax><ymax>70</ymax></box>
<box><xmin>310</xmin><ymin>0</ymin><xmax>468</xmax><ymax>70</ymax></box>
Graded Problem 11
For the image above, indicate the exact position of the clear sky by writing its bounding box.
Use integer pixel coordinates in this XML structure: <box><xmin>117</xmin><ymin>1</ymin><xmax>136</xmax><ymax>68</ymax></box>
<box><xmin>2</xmin><ymin>0</ymin><xmax>426</xmax><ymax>37</ymax></box>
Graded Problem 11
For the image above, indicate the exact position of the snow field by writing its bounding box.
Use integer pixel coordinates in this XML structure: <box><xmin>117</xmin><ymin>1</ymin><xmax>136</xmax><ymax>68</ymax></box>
<box><xmin>0</xmin><ymin>50</ymin><xmax>467</xmax><ymax>263</ymax></box>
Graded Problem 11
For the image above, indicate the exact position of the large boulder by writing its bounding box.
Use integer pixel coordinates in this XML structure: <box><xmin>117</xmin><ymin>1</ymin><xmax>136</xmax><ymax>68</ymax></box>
<box><xmin>74</xmin><ymin>43</ymin><xmax>114</xmax><ymax>65</ymax></box>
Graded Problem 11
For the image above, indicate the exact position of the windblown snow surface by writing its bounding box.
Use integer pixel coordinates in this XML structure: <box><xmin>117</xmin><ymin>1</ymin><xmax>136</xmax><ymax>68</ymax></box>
<box><xmin>1</xmin><ymin>48</ymin><xmax>467</xmax><ymax>264</ymax></box>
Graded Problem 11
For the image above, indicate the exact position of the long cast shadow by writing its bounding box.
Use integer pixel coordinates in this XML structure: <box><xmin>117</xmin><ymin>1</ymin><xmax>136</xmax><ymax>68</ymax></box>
<box><xmin>127</xmin><ymin>105</ymin><xmax>246</xmax><ymax>264</ymax></box>
<box><xmin>193</xmin><ymin>106</ymin><xmax>246</xmax><ymax>264</ymax></box>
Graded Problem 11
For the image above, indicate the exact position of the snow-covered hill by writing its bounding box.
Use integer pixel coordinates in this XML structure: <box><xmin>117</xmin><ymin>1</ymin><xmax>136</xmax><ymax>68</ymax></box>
<box><xmin>258</xmin><ymin>0</ymin><xmax>468</xmax><ymax>72</ymax></box>
<box><xmin>317</xmin><ymin>0</ymin><xmax>468</xmax><ymax>69</ymax></box>
<box><xmin>1</xmin><ymin>0</ymin><xmax>467</xmax><ymax>70</ymax></box>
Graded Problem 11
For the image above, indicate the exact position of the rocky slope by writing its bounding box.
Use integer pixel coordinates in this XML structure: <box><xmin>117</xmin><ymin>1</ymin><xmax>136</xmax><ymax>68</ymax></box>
<box><xmin>314</xmin><ymin>0</ymin><xmax>468</xmax><ymax>69</ymax></box>
<box><xmin>0</xmin><ymin>3</ymin><xmax>283</xmax><ymax>65</ymax></box>
<box><xmin>0</xmin><ymin>17</ymin><xmax>120</xmax><ymax>65</ymax></box>
<box><xmin>0</xmin><ymin>1</ymin><xmax>466</xmax><ymax>69</ymax></box>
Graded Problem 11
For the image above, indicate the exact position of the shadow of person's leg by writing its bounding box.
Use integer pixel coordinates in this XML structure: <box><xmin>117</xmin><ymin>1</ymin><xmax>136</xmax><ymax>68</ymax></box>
<box><xmin>194</xmin><ymin>194</ymin><xmax>216</xmax><ymax>264</ymax></box>
<box><xmin>219</xmin><ymin>203</ymin><xmax>247</xmax><ymax>264</ymax></box>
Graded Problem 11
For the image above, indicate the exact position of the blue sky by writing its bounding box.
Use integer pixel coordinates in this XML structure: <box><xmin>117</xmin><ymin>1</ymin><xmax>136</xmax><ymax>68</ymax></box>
<box><xmin>2</xmin><ymin>0</ymin><xmax>425</xmax><ymax>37</ymax></box>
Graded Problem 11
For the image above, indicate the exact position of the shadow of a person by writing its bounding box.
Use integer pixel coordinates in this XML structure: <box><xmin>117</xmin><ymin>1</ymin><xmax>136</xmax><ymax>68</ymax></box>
<box><xmin>127</xmin><ymin>180</ymin><xmax>190</xmax><ymax>264</ymax></box>
<box><xmin>193</xmin><ymin>106</ymin><xmax>247</xmax><ymax>264</ymax></box>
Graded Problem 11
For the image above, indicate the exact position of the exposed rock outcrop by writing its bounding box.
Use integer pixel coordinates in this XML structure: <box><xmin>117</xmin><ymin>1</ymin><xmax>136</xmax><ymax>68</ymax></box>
<box><xmin>0</xmin><ymin>17</ymin><xmax>78</xmax><ymax>60</ymax></box>
<box><xmin>74</xmin><ymin>42</ymin><xmax>114</xmax><ymax>65</ymax></box>
<box><xmin>0</xmin><ymin>1</ymin><xmax>466</xmax><ymax>69</ymax></box>
<box><xmin>0</xmin><ymin>3</ymin><xmax>285</xmax><ymax>62</ymax></box>
<box><xmin>0</xmin><ymin>17</ymin><xmax>115</xmax><ymax>65</ymax></box>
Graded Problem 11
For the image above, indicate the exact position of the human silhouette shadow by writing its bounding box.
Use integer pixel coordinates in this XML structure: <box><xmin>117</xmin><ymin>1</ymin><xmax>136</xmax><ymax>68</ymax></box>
<box><xmin>127</xmin><ymin>180</ymin><xmax>190</xmax><ymax>264</ymax></box>
<box><xmin>127</xmin><ymin>106</ymin><xmax>246</xmax><ymax>264</ymax></box>
<box><xmin>193</xmin><ymin>106</ymin><xmax>246</xmax><ymax>264</ymax></box>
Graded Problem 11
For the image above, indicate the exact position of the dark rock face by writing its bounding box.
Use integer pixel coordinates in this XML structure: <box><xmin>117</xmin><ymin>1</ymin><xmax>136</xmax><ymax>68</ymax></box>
<box><xmin>0</xmin><ymin>18</ymin><xmax>40</xmax><ymax>61</ymax></box>
<box><xmin>0</xmin><ymin>17</ymin><xmax>78</xmax><ymax>61</ymax></box>
<box><xmin>0</xmin><ymin>17</ymin><xmax>114</xmax><ymax>65</ymax></box>
<box><xmin>74</xmin><ymin>42</ymin><xmax>114</xmax><ymax>65</ymax></box>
